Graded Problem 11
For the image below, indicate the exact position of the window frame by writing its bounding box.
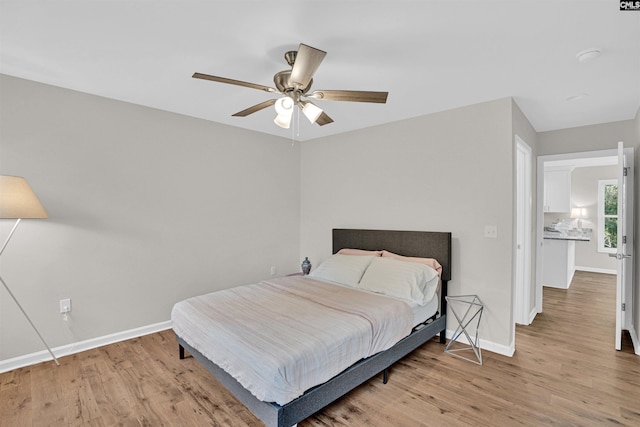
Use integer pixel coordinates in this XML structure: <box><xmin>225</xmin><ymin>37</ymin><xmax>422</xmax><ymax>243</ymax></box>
<box><xmin>597</xmin><ymin>179</ymin><xmax>618</xmax><ymax>254</ymax></box>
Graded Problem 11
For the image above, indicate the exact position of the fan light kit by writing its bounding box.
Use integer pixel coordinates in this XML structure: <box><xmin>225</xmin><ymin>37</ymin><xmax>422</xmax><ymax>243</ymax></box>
<box><xmin>193</xmin><ymin>43</ymin><xmax>388</xmax><ymax>128</ymax></box>
<box><xmin>274</xmin><ymin>97</ymin><xmax>294</xmax><ymax>128</ymax></box>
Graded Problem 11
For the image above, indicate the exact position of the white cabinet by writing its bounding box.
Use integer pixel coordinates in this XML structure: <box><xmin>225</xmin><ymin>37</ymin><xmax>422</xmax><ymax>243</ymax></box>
<box><xmin>544</xmin><ymin>170</ymin><xmax>571</xmax><ymax>213</ymax></box>
<box><xmin>542</xmin><ymin>239</ymin><xmax>576</xmax><ymax>289</ymax></box>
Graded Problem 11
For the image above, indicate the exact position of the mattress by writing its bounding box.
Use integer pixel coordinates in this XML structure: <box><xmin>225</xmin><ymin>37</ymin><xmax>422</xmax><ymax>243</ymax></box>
<box><xmin>326</xmin><ymin>278</ymin><xmax>439</xmax><ymax>327</ymax></box>
<box><xmin>409</xmin><ymin>294</ymin><xmax>439</xmax><ymax>326</ymax></box>
<box><xmin>171</xmin><ymin>275</ymin><xmax>435</xmax><ymax>405</ymax></box>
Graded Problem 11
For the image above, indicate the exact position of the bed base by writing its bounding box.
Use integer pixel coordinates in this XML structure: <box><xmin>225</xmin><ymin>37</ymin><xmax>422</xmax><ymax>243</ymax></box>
<box><xmin>177</xmin><ymin>313</ymin><xmax>445</xmax><ymax>427</ymax></box>
<box><xmin>176</xmin><ymin>228</ymin><xmax>452</xmax><ymax>427</ymax></box>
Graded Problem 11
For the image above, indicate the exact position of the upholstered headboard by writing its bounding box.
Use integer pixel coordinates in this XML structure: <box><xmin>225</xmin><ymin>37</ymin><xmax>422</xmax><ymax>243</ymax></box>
<box><xmin>332</xmin><ymin>228</ymin><xmax>452</xmax><ymax>282</ymax></box>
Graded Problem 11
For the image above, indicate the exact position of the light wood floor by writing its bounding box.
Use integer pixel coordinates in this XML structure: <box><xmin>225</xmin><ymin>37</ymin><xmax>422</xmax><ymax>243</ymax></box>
<box><xmin>1</xmin><ymin>271</ymin><xmax>639</xmax><ymax>426</ymax></box>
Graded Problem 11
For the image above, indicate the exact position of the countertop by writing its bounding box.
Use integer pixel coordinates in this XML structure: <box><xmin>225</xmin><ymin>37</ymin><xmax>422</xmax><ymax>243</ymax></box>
<box><xmin>543</xmin><ymin>228</ymin><xmax>592</xmax><ymax>241</ymax></box>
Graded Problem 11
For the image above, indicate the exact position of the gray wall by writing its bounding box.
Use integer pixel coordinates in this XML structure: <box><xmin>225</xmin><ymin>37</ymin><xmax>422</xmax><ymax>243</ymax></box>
<box><xmin>2</xmin><ymin>72</ymin><xmax>634</xmax><ymax>364</ymax></box>
<box><xmin>0</xmin><ymin>75</ymin><xmax>301</xmax><ymax>360</ymax></box>
<box><xmin>300</xmin><ymin>98</ymin><xmax>519</xmax><ymax>354</ymax></box>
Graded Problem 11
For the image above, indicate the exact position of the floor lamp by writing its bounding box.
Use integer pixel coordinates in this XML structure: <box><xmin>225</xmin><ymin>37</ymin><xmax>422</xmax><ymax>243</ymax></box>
<box><xmin>0</xmin><ymin>175</ymin><xmax>59</xmax><ymax>365</ymax></box>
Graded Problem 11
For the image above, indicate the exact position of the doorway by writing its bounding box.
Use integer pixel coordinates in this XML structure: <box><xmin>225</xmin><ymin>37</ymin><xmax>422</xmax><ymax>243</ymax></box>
<box><xmin>535</xmin><ymin>148</ymin><xmax>635</xmax><ymax>351</ymax></box>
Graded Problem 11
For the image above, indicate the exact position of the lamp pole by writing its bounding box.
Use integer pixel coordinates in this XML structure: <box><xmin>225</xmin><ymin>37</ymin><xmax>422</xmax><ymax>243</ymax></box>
<box><xmin>0</xmin><ymin>176</ymin><xmax>59</xmax><ymax>366</ymax></box>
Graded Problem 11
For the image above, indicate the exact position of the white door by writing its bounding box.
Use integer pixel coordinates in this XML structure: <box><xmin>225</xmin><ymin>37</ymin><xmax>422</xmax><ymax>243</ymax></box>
<box><xmin>615</xmin><ymin>141</ymin><xmax>634</xmax><ymax>350</ymax></box>
<box><xmin>515</xmin><ymin>137</ymin><xmax>532</xmax><ymax>325</ymax></box>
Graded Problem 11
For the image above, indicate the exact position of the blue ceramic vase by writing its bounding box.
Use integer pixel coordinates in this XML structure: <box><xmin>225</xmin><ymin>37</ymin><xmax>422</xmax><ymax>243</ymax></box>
<box><xmin>301</xmin><ymin>257</ymin><xmax>312</xmax><ymax>275</ymax></box>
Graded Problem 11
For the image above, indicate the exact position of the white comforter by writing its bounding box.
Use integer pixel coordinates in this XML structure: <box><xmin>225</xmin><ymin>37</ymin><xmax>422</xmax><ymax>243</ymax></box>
<box><xmin>171</xmin><ymin>275</ymin><xmax>414</xmax><ymax>405</ymax></box>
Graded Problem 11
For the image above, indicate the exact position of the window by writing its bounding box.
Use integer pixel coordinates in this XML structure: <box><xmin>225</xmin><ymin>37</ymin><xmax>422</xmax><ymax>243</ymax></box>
<box><xmin>597</xmin><ymin>179</ymin><xmax>618</xmax><ymax>253</ymax></box>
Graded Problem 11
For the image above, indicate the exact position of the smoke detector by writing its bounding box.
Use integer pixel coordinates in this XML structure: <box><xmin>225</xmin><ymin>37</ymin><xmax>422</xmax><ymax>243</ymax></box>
<box><xmin>576</xmin><ymin>48</ymin><xmax>601</xmax><ymax>63</ymax></box>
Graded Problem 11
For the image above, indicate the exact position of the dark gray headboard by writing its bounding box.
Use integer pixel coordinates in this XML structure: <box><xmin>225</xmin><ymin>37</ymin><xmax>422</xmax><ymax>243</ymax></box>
<box><xmin>332</xmin><ymin>228</ymin><xmax>452</xmax><ymax>282</ymax></box>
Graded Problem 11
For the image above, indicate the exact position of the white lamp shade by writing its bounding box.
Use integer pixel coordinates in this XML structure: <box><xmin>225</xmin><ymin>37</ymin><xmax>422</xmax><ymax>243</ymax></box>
<box><xmin>274</xmin><ymin>97</ymin><xmax>294</xmax><ymax>129</ymax></box>
<box><xmin>274</xmin><ymin>97</ymin><xmax>294</xmax><ymax>116</ymax></box>
<box><xmin>302</xmin><ymin>102</ymin><xmax>323</xmax><ymax>123</ymax></box>
<box><xmin>274</xmin><ymin>114</ymin><xmax>292</xmax><ymax>129</ymax></box>
<box><xmin>570</xmin><ymin>207</ymin><xmax>587</xmax><ymax>219</ymax></box>
<box><xmin>0</xmin><ymin>175</ymin><xmax>48</xmax><ymax>219</ymax></box>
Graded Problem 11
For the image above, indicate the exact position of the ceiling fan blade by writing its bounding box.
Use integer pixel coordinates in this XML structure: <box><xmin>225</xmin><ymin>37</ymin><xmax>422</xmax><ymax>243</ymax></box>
<box><xmin>232</xmin><ymin>99</ymin><xmax>277</xmax><ymax>117</ymax></box>
<box><xmin>315</xmin><ymin>111</ymin><xmax>334</xmax><ymax>126</ymax></box>
<box><xmin>308</xmin><ymin>90</ymin><xmax>388</xmax><ymax>103</ymax></box>
<box><xmin>289</xmin><ymin>44</ymin><xmax>326</xmax><ymax>89</ymax></box>
<box><xmin>193</xmin><ymin>72</ymin><xmax>277</xmax><ymax>93</ymax></box>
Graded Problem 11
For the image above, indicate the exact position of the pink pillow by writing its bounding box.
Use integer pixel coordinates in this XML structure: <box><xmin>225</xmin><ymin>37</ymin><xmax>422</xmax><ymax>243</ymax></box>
<box><xmin>337</xmin><ymin>248</ymin><xmax>383</xmax><ymax>257</ymax></box>
<box><xmin>381</xmin><ymin>250</ymin><xmax>442</xmax><ymax>278</ymax></box>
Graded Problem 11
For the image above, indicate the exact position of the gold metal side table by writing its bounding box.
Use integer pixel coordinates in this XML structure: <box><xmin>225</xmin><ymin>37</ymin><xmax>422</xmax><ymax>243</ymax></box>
<box><xmin>444</xmin><ymin>295</ymin><xmax>483</xmax><ymax>365</ymax></box>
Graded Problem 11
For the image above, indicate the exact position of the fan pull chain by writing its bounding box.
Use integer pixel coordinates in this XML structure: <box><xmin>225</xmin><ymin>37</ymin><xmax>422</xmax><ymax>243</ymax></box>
<box><xmin>291</xmin><ymin>106</ymin><xmax>300</xmax><ymax>146</ymax></box>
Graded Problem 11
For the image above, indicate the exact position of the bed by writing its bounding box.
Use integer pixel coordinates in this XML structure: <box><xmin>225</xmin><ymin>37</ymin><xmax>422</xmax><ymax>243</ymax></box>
<box><xmin>172</xmin><ymin>228</ymin><xmax>452</xmax><ymax>427</ymax></box>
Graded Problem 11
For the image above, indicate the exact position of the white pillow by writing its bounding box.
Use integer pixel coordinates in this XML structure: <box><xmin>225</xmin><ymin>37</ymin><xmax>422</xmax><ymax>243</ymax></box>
<box><xmin>358</xmin><ymin>257</ymin><xmax>439</xmax><ymax>305</ymax></box>
<box><xmin>309</xmin><ymin>254</ymin><xmax>374</xmax><ymax>287</ymax></box>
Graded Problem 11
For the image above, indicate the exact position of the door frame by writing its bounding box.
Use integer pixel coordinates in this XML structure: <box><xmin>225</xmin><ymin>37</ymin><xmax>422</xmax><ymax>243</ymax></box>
<box><xmin>536</xmin><ymin>148</ymin><xmax>619</xmax><ymax>313</ymax></box>
<box><xmin>514</xmin><ymin>135</ymin><xmax>532</xmax><ymax>326</ymax></box>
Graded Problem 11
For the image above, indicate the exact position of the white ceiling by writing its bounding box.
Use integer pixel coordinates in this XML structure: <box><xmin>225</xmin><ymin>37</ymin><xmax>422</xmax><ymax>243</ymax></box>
<box><xmin>1</xmin><ymin>1</ymin><xmax>639</xmax><ymax>142</ymax></box>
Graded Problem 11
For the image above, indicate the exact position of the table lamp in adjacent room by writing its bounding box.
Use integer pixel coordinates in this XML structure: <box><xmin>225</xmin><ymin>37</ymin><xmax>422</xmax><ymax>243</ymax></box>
<box><xmin>570</xmin><ymin>207</ymin><xmax>587</xmax><ymax>229</ymax></box>
<box><xmin>0</xmin><ymin>175</ymin><xmax>59</xmax><ymax>365</ymax></box>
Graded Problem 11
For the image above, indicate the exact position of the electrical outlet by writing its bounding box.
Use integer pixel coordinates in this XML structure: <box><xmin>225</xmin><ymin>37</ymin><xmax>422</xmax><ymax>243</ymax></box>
<box><xmin>270</xmin><ymin>266</ymin><xmax>277</xmax><ymax>276</ymax></box>
<box><xmin>60</xmin><ymin>298</ymin><xmax>71</xmax><ymax>314</ymax></box>
<box><xmin>484</xmin><ymin>225</ymin><xmax>498</xmax><ymax>239</ymax></box>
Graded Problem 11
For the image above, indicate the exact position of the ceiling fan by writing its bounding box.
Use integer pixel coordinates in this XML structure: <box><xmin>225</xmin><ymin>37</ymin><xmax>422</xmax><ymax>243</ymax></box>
<box><xmin>193</xmin><ymin>43</ymin><xmax>388</xmax><ymax>128</ymax></box>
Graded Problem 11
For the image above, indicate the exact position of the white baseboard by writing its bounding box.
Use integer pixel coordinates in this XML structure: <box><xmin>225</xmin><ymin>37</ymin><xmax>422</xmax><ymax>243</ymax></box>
<box><xmin>0</xmin><ymin>320</ymin><xmax>172</xmax><ymax>374</ymax></box>
<box><xmin>445</xmin><ymin>329</ymin><xmax>515</xmax><ymax>358</ymax></box>
<box><xmin>528</xmin><ymin>308</ymin><xmax>538</xmax><ymax>325</ymax></box>
<box><xmin>575</xmin><ymin>266</ymin><xmax>617</xmax><ymax>275</ymax></box>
